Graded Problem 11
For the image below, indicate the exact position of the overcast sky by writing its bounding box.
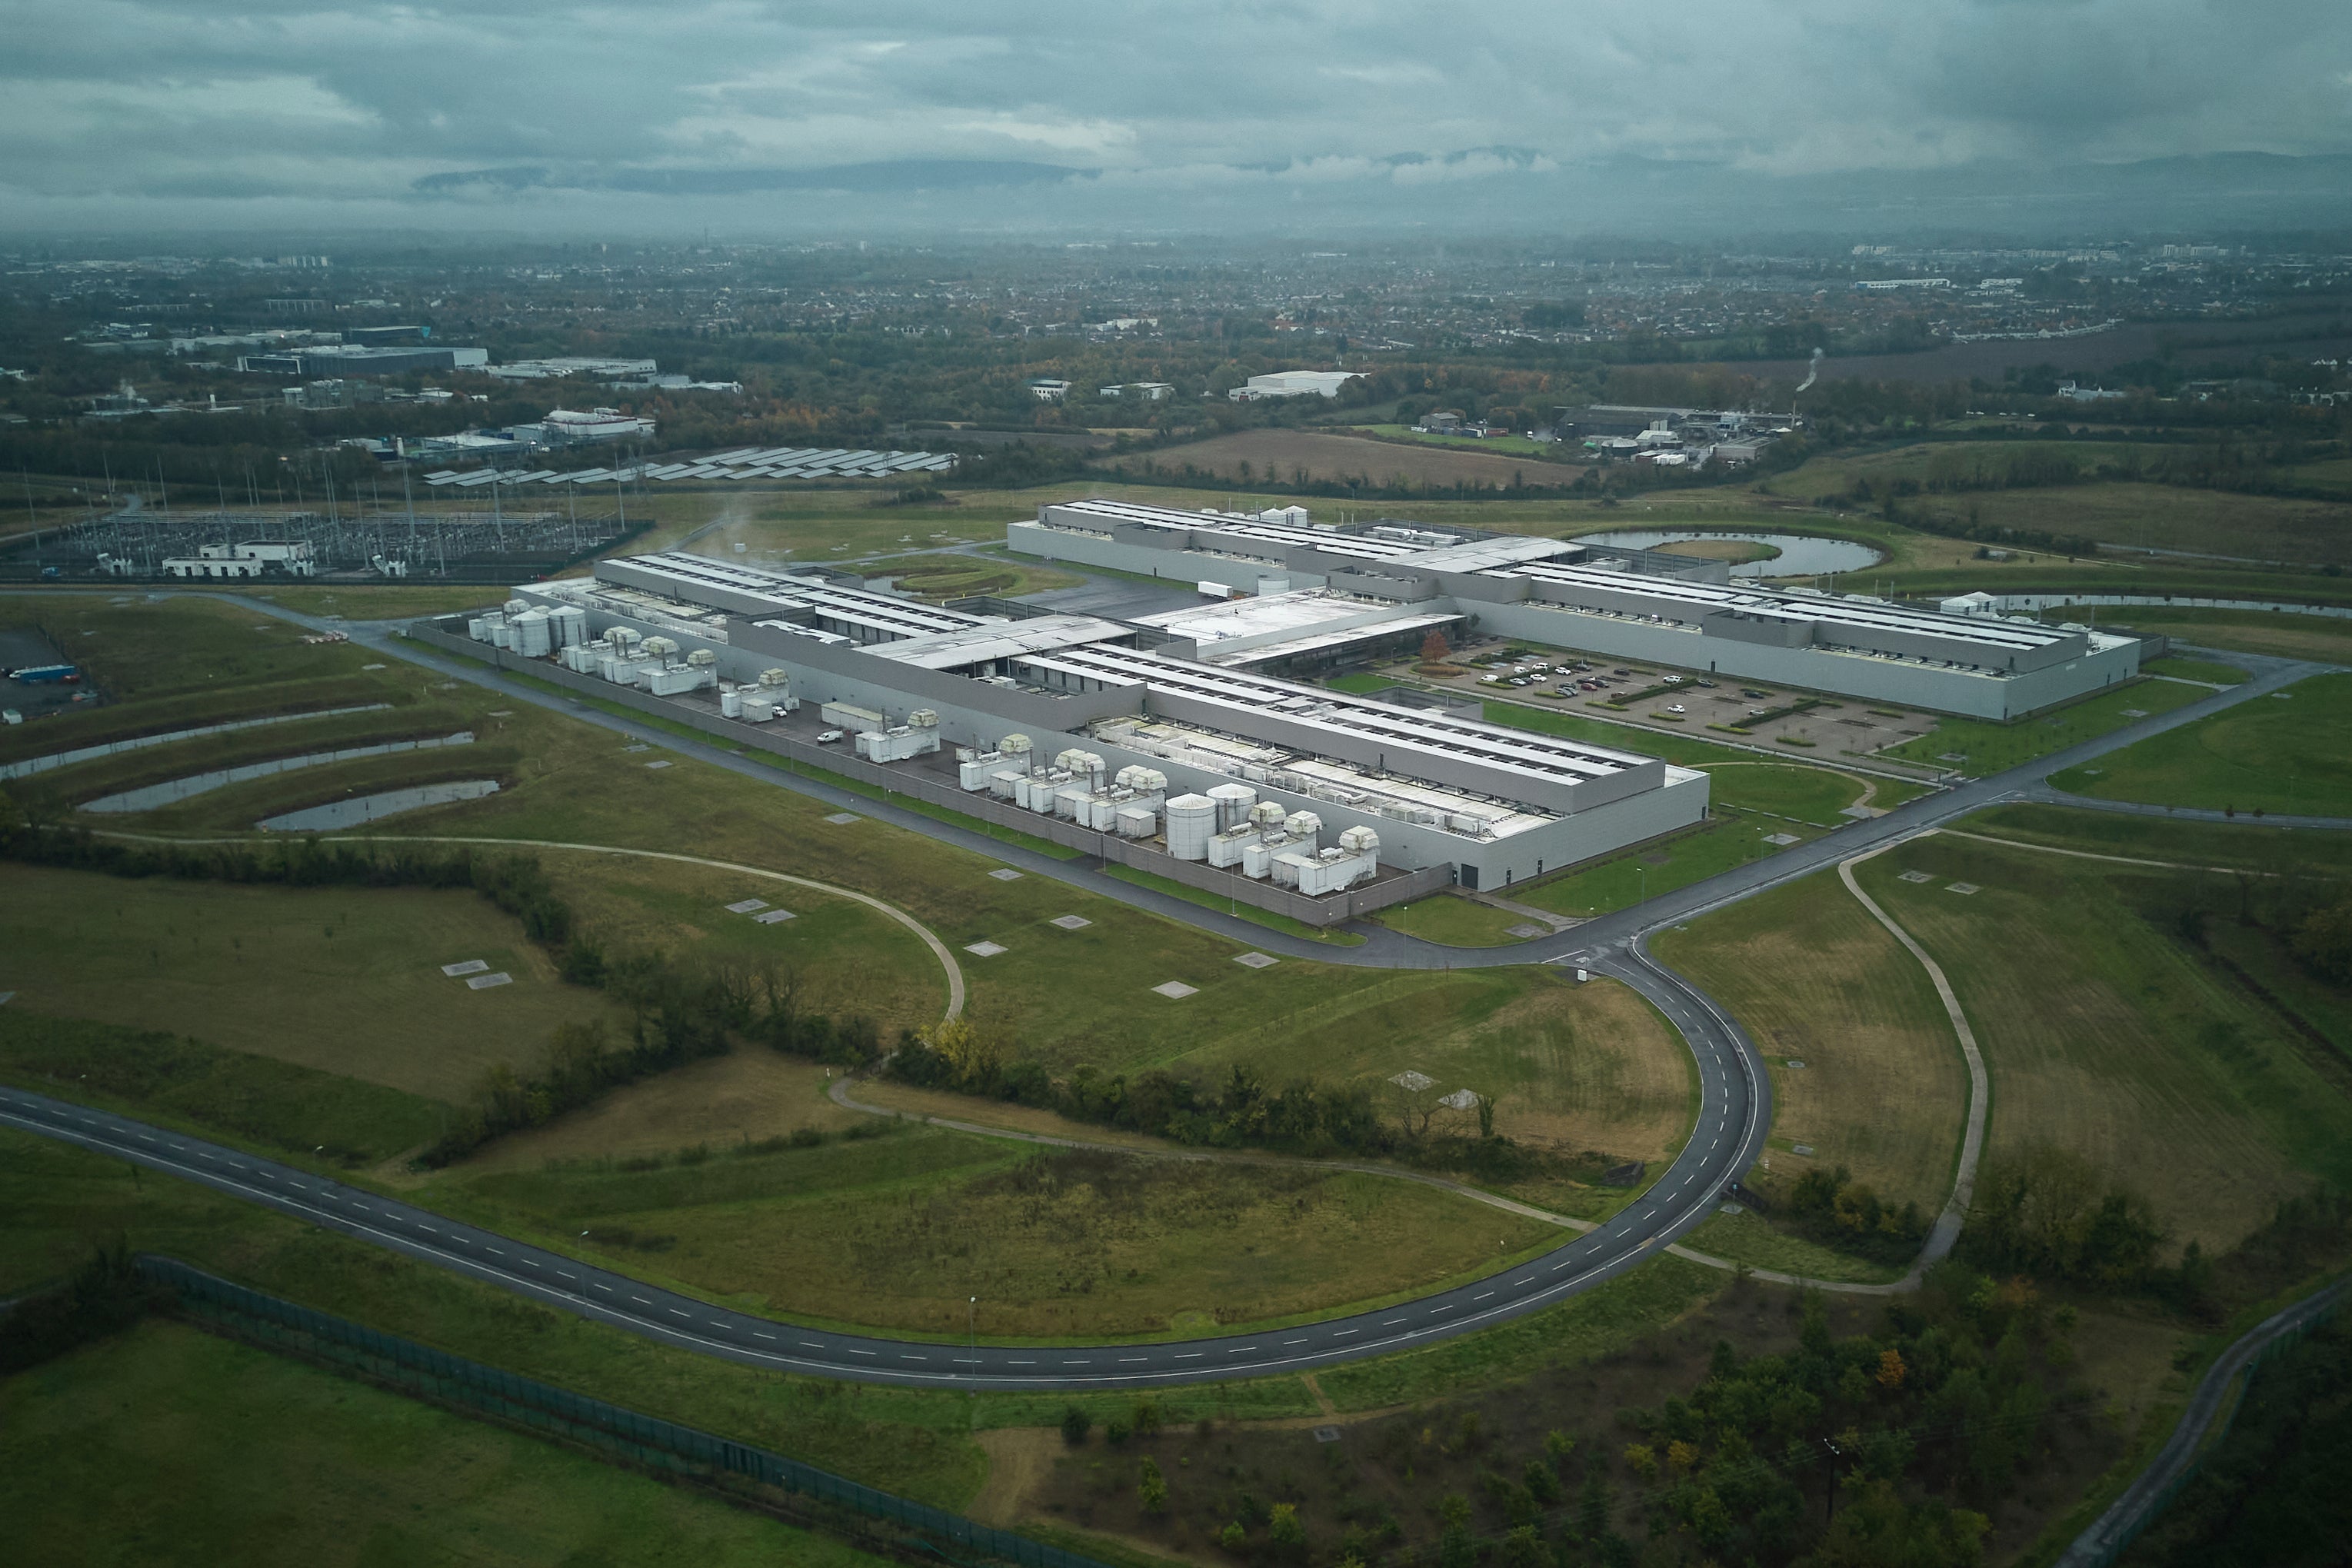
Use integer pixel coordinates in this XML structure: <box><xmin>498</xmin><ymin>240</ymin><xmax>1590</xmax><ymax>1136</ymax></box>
<box><xmin>6</xmin><ymin>0</ymin><xmax>2350</xmax><ymax>234</ymax></box>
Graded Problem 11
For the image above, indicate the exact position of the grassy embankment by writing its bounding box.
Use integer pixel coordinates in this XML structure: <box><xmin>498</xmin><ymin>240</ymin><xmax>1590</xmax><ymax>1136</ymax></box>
<box><xmin>2093</xmin><ymin>605</ymin><xmax>2352</xmax><ymax>663</ymax></box>
<box><xmin>1653</xmin><ymin>868</ymin><xmax>1967</xmax><ymax>1278</ymax></box>
<box><xmin>1857</xmin><ymin>832</ymin><xmax>2352</xmax><ymax>1251</ymax></box>
<box><xmin>2050</xmin><ymin>671</ymin><xmax>2352</xmax><ymax>817</ymax></box>
<box><xmin>0</xmin><ymin>1319</ymin><xmax>894</xmax><ymax>1568</ymax></box>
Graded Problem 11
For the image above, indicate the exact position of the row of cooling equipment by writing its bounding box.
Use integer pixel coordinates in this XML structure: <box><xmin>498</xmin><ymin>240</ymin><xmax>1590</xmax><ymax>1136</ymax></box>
<box><xmin>952</xmin><ymin>740</ymin><xmax>1382</xmax><ymax>895</ymax></box>
<box><xmin>461</xmin><ymin>610</ymin><xmax>1384</xmax><ymax>897</ymax></box>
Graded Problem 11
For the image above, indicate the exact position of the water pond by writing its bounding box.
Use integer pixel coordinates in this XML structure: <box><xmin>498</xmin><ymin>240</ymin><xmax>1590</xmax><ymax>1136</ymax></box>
<box><xmin>1577</xmin><ymin>530</ymin><xmax>1887</xmax><ymax>578</ymax></box>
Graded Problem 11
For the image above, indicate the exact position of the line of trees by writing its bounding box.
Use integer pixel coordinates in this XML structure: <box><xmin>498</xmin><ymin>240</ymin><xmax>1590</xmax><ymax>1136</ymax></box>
<box><xmin>887</xmin><ymin>1018</ymin><xmax>1591</xmax><ymax>1183</ymax></box>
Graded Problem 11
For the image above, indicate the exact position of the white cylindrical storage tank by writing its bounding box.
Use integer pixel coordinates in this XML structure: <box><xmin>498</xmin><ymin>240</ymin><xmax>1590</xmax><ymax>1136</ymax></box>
<box><xmin>1165</xmin><ymin>794</ymin><xmax>1217</xmax><ymax>861</ymax></box>
<box><xmin>511</xmin><ymin>611</ymin><xmax>551</xmax><ymax>657</ymax></box>
<box><xmin>549</xmin><ymin>604</ymin><xmax>588</xmax><ymax>648</ymax></box>
<box><xmin>1207</xmin><ymin>782</ymin><xmax>1257</xmax><ymax>833</ymax></box>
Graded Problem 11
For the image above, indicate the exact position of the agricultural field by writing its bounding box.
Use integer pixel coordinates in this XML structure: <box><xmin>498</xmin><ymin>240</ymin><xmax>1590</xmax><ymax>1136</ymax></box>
<box><xmin>1877</xmin><ymin>676</ymin><xmax>2207</xmax><ymax>774</ymax></box>
<box><xmin>1100</xmin><ymin>428</ymin><xmax>1589</xmax><ymax>491</ymax></box>
<box><xmin>2049</xmin><ymin>671</ymin><xmax>2352</xmax><ymax>817</ymax></box>
<box><xmin>1652</xmin><ymin>870</ymin><xmax>1968</xmax><ymax>1220</ymax></box>
<box><xmin>0</xmin><ymin>1320</ymin><xmax>891</xmax><ymax>1568</ymax></box>
<box><xmin>1857</xmin><ymin>833</ymin><xmax>2352</xmax><ymax>1250</ymax></box>
<box><xmin>1756</xmin><ymin>441</ymin><xmax>2352</xmax><ymax>570</ymax></box>
<box><xmin>1353</xmin><ymin>421</ymin><xmax>1563</xmax><ymax>457</ymax></box>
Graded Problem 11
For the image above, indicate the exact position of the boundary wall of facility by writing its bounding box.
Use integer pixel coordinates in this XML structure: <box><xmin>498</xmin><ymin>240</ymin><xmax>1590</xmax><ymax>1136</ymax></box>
<box><xmin>135</xmin><ymin>1254</ymin><xmax>1112</xmax><ymax>1568</ymax></box>
<box><xmin>405</xmin><ymin>621</ymin><xmax>1454</xmax><ymax>926</ymax></box>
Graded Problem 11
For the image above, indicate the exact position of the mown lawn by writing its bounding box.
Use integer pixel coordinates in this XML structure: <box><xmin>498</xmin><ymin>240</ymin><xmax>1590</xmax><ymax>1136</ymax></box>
<box><xmin>0</xmin><ymin>1319</ymin><xmax>894</xmax><ymax>1568</ymax></box>
<box><xmin>1878</xmin><ymin>678</ymin><xmax>2205</xmax><ymax>774</ymax></box>
<box><xmin>1516</xmin><ymin>817</ymin><xmax>1827</xmax><ymax>919</ymax></box>
<box><xmin>2048</xmin><ymin>672</ymin><xmax>2352</xmax><ymax>817</ymax></box>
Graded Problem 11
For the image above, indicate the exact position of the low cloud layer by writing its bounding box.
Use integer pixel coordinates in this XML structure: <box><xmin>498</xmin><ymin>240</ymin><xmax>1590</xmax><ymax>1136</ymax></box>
<box><xmin>5</xmin><ymin>0</ymin><xmax>2349</xmax><ymax>231</ymax></box>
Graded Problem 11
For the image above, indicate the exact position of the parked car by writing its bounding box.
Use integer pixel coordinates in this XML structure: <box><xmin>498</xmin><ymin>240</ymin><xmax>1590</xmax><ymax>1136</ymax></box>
<box><xmin>816</xmin><ymin>729</ymin><xmax>845</xmax><ymax>744</ymax></box>
<box><xmin>1667</xmin><ymin>703</ymin><xmax>1687</xmax><ymax>714</ymax></box>
<box><xmin>1741</xmin><ymin>688</ymin><xmax>1769</xmax><ymax>699</ymax></box>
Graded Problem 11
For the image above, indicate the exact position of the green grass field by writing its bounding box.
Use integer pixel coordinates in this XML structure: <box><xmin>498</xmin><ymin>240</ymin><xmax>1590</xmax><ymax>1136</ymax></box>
<box><xmin>1857</xmin><ymin>835</ymin><xmax>2352</xmax><ymax>1250</ymax></box>
<box><xmin>1961</xmin><ymin>803</ymin><xmax>2352</xmax><ymax>878</ymax></box>
<box><xmin>1515</xmin><ymin>817</ymin><xmax>1830</xmax><ymax>920</ymax></box>
<box><xmin>2142</xmin><ymin>656</ymin><xmax>2249</xmax><ymax>686</ymax></box>
<box><xmin>0</xmin><ymin>1319</ymin><xmax>894</xmax><ymax>1568</ymax></box>
<box><xmin>1756</xmin><ymin>444</ymin><xmax>2352</xmax><ymax>571</ymax></box>
<box><xmin>1364</xmin><ymin>893</ymin><xmax>1535</xmax><ymax>946</ymax></box>
<box><xmin>0</xmin><ymin>864</ymin><xmax>622</xmax><ymax>1104</ymax></box>
<box><xmin>2094</xmin><ymin>606</ymin><xmax>2352</xmax><ymax>663</ymax></box>
<box><xmin>1653</xmin><ymin>869</ymin><xmax>1967</xmax><ymax>1217</ymax></box>
<box><xmin>424</xmin><ymin>1130</ymin><xmax>1560</xmax><ymax>1341</ymax></box>
<box><xmin>1878</xmin><ymin>678</ymin><xmax>2207</xmax><ymax>774</ymax></box>
<box><xmin>2049</xmin><ymin>673</ymin><xmax>2352</xmax><ymax>817</ymax></box>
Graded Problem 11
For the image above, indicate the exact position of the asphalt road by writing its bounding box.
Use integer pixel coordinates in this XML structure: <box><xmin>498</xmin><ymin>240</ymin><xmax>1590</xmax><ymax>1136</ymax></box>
<box><xmin>0</xmin><ymin>587</ymin><xmax>2333</xmax><ymax>1389</ymax></box>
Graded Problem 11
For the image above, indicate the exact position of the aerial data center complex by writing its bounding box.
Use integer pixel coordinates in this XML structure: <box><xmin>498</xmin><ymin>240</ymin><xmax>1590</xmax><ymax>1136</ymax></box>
<box><xmin>464</xmin><ymin>499</ymin><xmax>2141</xmax><ymax>903</ymax></box>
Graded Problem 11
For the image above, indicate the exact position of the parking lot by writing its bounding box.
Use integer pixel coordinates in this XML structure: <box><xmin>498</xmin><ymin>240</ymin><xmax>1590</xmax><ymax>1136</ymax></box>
<box><xmin>1368</xmin><ymin>639</ymin><xmax>1948</xmax><ymax>774</ymax></box>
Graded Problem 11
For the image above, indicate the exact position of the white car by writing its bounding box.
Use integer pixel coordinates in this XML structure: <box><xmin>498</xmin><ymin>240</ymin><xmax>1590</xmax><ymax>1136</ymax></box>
<box><xmin>816</xmin><ymin>729</ymin><xmax>845</xmax><ymax>744</ymax></box>
<box><xmin>1667</xmin><ymin>703</ymin><xmax>1687</xmax><ymax>714</ymax></box>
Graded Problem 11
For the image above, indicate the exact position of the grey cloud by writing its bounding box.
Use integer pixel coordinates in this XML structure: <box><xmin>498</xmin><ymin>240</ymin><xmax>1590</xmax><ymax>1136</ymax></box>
<box><xmin>2</xmin><ymin>0</ymin><xmax>2348</xmax><ymax>228</ymax></box>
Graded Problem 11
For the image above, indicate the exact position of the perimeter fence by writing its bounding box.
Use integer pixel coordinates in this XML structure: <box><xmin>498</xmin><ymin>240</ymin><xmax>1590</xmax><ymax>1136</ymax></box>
<box><xmin>137</xmin><ymin>1255</ymin><xmax>1108</xmax><ymax>1568</ymax></box>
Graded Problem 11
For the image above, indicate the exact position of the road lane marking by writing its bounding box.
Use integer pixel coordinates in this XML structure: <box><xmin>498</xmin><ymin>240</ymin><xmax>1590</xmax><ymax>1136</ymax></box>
<box><xmin>1174</xmin><ymin>1353</ymin><xmax>1203</xmax><ymax>1360</ymax></box>
<box><xmin>668</xmin><ymin>1308</ymin><xmax>690</xmax><ymax>1318</ymax></box>
<box><xmin>1474</xmin><ymin>1291</ymin><xmax>1494</xmax><ymax>1300</ymax></box>
<box><xmin>631</xmin><ymin>1295</ymin><xmax>651</xmax><ymax>1305</ymax></box>
<box><xmin>1120</xmin><ymin>1357</ymin><xmax>1147</xmax><ymax>1363</ymax></box>
<box><xmin>755</xmin><ymin>1332</ymin><xmax>776</xmax><ymax>1341</ymax></box>
<box><xmin>1227</xmin><ymin>1346</ymin><xmax>1257</xmax><ymax>1354</ymax></box>
<box><xmin>1334</xmin><ymin>1329</ymin><xmax>1358</xmax><ymax>1338</ymax></box>
<box><xmin>801</xmin><ymin>1341</ymin><xmax>825</xmax><ymax>1349</ymax></box>
<box><xmin>847</xmin><ymin>1349</ymin><xmax>876</xmax><ymax>1357</ymax></box>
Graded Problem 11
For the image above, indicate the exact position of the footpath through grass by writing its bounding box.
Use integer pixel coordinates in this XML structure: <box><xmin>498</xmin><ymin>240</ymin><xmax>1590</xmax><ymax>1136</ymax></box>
<box><xmin>2049</xmin><ymin>671</ymin><xmax>2352</xmax><ymax>817</ymax></box>
<box><xmin>1860</xmin><ymin>834</ymin><xmax>2352</xmax><ymax>1250</ymax></box>
<box><xmin>1877</xmin><ymin>677</ymin><xmax>2204</xmax><ymax>775</ymax></box>
<box><xmin>0</xmin><ymin>1318</ymin><xmax>893</xmax><ymax>1568</ymax></box>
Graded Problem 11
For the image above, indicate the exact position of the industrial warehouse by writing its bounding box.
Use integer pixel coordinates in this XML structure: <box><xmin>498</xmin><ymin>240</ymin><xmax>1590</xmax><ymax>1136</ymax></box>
<box><xmin>1008</xmin><ymin>499</ymin><xmax>2144</xmax><ymax>720</ymax></box>
<box><xmin>438</xmin><ymin>550</ymin><xmax>1714</xmax><ymax>912</ymax></box>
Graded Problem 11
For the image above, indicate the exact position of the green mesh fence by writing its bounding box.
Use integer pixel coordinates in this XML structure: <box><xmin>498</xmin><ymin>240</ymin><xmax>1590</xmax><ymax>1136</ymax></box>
<box><xmin>137</xmin><ymin>1255</ymin><xmax>1106</xmax><ymax>1568</ymax></box>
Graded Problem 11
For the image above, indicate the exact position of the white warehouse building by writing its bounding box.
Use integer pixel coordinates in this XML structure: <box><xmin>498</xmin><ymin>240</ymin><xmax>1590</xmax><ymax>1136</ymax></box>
<box><xmin>1008</xmin><ymin>499</ymin><xmax>2144</xmax><ymax>720</ymax></box>
<box><xmin>489</xmin><ymin>550</ymin><xmax>1711</xmax><ymax>892</ymax></box>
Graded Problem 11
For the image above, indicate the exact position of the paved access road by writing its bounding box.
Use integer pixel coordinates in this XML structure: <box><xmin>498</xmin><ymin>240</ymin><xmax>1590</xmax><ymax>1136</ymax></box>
<box><xmin>0</xmin><ymin>963</ymin><xmax>1763</xmax><ymax>1389</ymax></box>
<box><xmin>0</xmin><ymin>585</ymin><xmax>2333</xmax><ymax>1389</ymax></box>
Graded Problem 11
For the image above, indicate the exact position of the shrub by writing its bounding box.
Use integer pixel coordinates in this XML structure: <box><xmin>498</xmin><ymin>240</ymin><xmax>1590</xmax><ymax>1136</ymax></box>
<box><xmin>1061</xmin><ymin>1407</ymin><xmax>1092</xmax><ymax>1446</ymax></box>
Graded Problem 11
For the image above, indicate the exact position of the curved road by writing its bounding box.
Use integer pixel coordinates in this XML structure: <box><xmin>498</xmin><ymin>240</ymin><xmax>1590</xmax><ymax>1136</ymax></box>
<box><xmin>0</xmin><ymin>586</ymin><xmax>2334</xmax><ymax>1388</ymax></box>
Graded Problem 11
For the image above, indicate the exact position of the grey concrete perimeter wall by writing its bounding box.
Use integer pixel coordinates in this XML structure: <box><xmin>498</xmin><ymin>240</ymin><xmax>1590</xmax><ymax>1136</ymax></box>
<box><xmin>406</xmin><ymin>621</ymin><xmax>1454</xmax><ymax>927</ymax></box>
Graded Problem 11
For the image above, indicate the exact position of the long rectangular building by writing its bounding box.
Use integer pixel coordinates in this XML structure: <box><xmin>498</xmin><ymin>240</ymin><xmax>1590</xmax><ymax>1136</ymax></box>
<box><xmin>502</xmin><ymin>550</ymin><xmax>1710</xmax><ymax>890</ymax></box>
<box><xmin>1011</xmin><ymin>499</ymin><xmax>2142</xmax><ymax>719</ymax></box>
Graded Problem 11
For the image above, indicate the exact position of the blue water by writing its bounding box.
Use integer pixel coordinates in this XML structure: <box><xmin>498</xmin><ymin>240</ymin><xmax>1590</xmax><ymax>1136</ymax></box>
<box><xmin>258</xmin><ymin>780</ymin><xmax>502</xmax><ymax>831</ymax></box>
<box><xmin>1577</xmin><ymin>530</ymin><xmax>1887</xmax><ymax>578</ymax></box>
